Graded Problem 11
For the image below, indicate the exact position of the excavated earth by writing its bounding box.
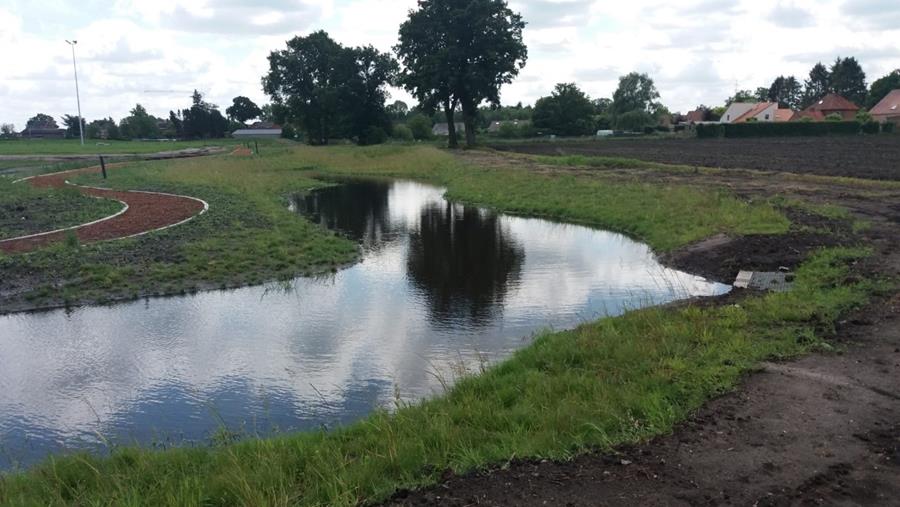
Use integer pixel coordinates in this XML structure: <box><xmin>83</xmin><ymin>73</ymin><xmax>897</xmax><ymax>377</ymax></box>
<box><xmin>385</xmin><ymin>148</ymin><xmax>900</xmax><ymax>506</ymax></box>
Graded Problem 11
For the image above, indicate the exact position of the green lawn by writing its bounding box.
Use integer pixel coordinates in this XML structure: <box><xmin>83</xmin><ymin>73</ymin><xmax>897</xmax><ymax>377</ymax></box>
<box><xmin>0</xmin><ymin>138</ymin><xmax>246</xmax><ymax>156</ymax></box>
<box><xmin>0</xmin><ymin>144</ymin><xmax>880</xmax><ymax>506</ymax></box>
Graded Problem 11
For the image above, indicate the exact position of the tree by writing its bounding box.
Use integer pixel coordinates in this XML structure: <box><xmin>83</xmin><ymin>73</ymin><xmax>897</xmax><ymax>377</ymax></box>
<box><xmin>0</xmin><ymin>124</ymin><xmax>15</xmax><ymax>138</ymax></box>
<box><xmin>263</xmin><ymin>31</ymin><xmax>397</xmax><ymax>145</ymax></box>
<box><xmin>866</xmin><ymin>69</ymin><xmax>900</xmax><ymax>109</ymax></box>
<box><xmin>616</xmin><ymin>110</ymin><xmax>654</xmax><ymax>132</ymax></box>
<box><xmin>754</xmin><ymin>87</ymin><xmax>770</xmax><ymax>102</ymax></box>
<box><xmin>386</xmin><ymin>100</ymin><xmax>409</xmax><ymax>121</ymax></box>
<box><xmin>226</xmin><ymin>96</ymin><xmax>262</xmax><ymax>124</ymax></box>
<box><xmin>180</xmin><ymin>91</ymin><xmax>229</xmax><ymax>139</ymax></box>
<box><xmin>532</xmin><ymin>83</ymin><xmax>595</xmax><ymax>136</ymax></box>
<box><xmin>830</xmin><ymin>57</ymin><xmax>867</xmax><ymax>106</ymax></box>
<box><xmin>61</xmin><ymin>115</ymin><xmax>86</xmax><ymax>139</ymax></box>
<box><xmin>119</xmin><ymin>104</ymin><xmax>159</xmax><ymax>139</ymax></box>
<box><xmin>726</xmin><ymin>89</ymin><xmax>756</xmax><ymax>105</ymax></box>
<box><xmin>611</xmin><ymin>73</ymin><xmax>660</xmax><ymax>118</ymax></box>
<box><xmin>406</xmin><ymin>114</ymin><xmax>433</xmax><ymax>140</ymax></box>
<box><xmin>26</xmin><ymin>114</ymin><xmax>57</xmax><ymax>129</ymax></box>
<box><xmin>395</xmin><ymin>0</ymin><xmax>527</xmax><ymax>148</ymax></box>
<box><xmin>86</xmin><ymin>118</ymin><xmax>119</xmax><ymax>140</ymax></box>
<box><xmin>802</xmin><ymin>62</ymin><xmax>831</xmax><ymax>108</ymax></box>
<box><xmin>766</xmin><ymin>76</ymin><xmax>803</xmax><ymax>109</ymax></box>
<box><xmin>592</xmin><ymin>98</ymin><xmax>612</xmax><ymax>115</ymax></box>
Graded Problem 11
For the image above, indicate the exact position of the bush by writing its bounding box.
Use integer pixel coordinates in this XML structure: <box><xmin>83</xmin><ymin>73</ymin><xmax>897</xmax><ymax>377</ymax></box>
<box><xmin>883</xmin><ymin>122</ymin><xmax>896</xmax><ymax>134</ymax></box>
<box><xmin>642</xmin><ymin>126</ymin><xmax>655</xmax><ymax>135</ymax></box>
<box><xmin>856</xmin><ymin>111</ymin><xmax>873</xmax><ymax>123</ymax></box>
<box><xmin>655</xmin><ymin>125</ymin><xmax>670</xmax><ymax>132</ymax></box>
<box><xmin>696</xmin><ymin>123</ymin><xmax>725</xmax><ymax>138</ymax></box>
<box><xmin>861</xmin><ymin>121</ymin><xmax>880</xmax><ymax>134</ymax></box>
<box><xmin>496</xmin><ymin>123</ymin><xmax>521</xmax><ymax>139</ymax></box>
<box><xmin>406</xmin><ymin>114</ymin><xmax>433</xmax><ymax>140</ymax></box>
<box><xmin>825</xmin><ymin>113</ymin><xmax>843</xmax><ymax>122</ymax></box>
<box><xmin>392</xmin><ymin>124</ymin><xmax>414</xmax><ymax>141</ymax></box>
<box><xmin>615</xmin><ymin>109</ymin><xmax>653</xmax><ymax>132</ymax></box>
<box><xmin>360</xmin><ymin>126</ymin><xmax>388</xmax><ymax>145</ymax></box>
<box><xmin>281</xmin><ymin>124</ymin><xmax>297</xmax><ymax>140</ymax></box>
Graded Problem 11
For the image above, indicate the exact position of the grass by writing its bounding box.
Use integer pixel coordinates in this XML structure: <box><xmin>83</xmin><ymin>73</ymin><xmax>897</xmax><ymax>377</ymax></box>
<box><xmin>0</xmin><ymin>176</ymin><xmax>123</xmax><ymax>240</ymax></box>
<box><xmin>0</xmin><ymin>144</ymin><xmax>788</xmax><ymax>311</ymax></box>
<box><xmin>0</xmin><ymin>138</ymin><xmax>244</xmax><ymax>156</ymax></box>
<box><xmin>0</xmin><ymin>246</ymin><xmax>880</xmax><ymax>505</ymax></box>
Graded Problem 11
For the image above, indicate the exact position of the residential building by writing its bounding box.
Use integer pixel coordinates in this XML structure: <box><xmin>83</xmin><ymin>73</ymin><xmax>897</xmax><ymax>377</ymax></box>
<box><xmin>720</xmin><ymin>102</ymin><xmax>793</xmax><ymax>123</ymax></box>
<box><xmin>869</xmin><ymin>89</ymin><xmax>900</xmax><ymax>124</ymax></box>
<box><xmin>432</xmin><ymin>122</ymin><xmax>465</xmax><ymax>136</ymax></box>
<box><xmin>487</xmin><ymin>120</ymin><xmax>530</xmax><ymax>133</ymax></box>
<box><xmin>20</xmin><ymin>127</ymin><xmax>66</xmax><ymax>139</ymax></box>
<box><xmin>794</xmin><ymin>93</ymin><xmax>860</xmax><ymax>121</ymax></box>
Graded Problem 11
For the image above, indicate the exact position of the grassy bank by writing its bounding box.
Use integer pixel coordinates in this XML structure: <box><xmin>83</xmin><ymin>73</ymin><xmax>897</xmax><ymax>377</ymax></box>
<box><xmin>0</xmin><ymin>177</ymin><xmax>122</xmax><ymax>240</ymax></box>
<box><xmin>0</xmin><ymin>144</ymin><xmax>787</xmax><ymax>311</ymax></box>
<box><xmin>0</xmin><ymin>246</ymin><xmax>878</xmax><ymax>505</ymax></box>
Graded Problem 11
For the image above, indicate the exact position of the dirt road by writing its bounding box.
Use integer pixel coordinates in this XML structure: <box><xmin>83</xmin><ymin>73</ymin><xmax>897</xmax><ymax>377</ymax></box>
<box><xmin>387</xmin><ymin>150</ymin><xmax>900</xmax><ymax>506</ymax></box>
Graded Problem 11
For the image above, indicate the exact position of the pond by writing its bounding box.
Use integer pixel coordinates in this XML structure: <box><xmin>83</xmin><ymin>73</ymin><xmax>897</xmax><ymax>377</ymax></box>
<box><xmin>0</xmin><ymin>180</ymin><xmax>730</xmax><ymax>470</ymax></box>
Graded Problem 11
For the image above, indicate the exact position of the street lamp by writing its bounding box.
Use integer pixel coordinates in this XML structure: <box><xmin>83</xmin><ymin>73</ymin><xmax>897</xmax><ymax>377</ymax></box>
<box><xmin>65</xmin><ymin>40</ymin><xmax>85</xmax><ymax>146</ymax></box>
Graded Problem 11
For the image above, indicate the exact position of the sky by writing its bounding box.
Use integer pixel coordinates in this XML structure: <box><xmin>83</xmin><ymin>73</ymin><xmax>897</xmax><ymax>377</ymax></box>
<box><xmin>1</xmin><ymin>0</ymin><xmax>899</xmax><ymax>129</ymax></box>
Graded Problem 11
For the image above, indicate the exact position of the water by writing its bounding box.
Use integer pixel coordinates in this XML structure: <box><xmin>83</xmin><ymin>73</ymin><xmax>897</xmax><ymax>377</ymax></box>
<box><xmin>0</xmin><ymin>180</ymin><xmax>729</xmax><ymax>470</ymax></box>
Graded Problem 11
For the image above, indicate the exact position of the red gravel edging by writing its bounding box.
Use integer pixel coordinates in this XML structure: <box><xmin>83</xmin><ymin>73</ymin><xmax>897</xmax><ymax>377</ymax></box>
<box><xmin>0</xmin><ymin>165</ymin><xmax>207</xmax><ymax>254</ymax></box>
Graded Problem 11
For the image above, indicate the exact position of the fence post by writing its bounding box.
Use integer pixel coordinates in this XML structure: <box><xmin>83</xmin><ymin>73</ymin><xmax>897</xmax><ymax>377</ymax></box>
<box><xmin>99</xmin><ymin>155</ymin><xmax>107</xmax><ymax>179</ymax></box>
<box><xmin>254</xmin><ymin>140</ymin><xmax>259</xmax><ymax>155</ymax></box>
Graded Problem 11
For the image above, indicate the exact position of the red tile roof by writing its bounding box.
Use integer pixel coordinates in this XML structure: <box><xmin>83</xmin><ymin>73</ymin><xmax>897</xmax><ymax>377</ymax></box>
<box><xmin>805</xmin><ymin>93</ymin><xmax>860</xmax><ymax>113</ymax></box>
<box><xmin>733</xmin><ymin>102</ymin><xmax>776</xmax><ymax>123</ymax></box>
<box><xmin>870</xmin><ymin>89</ymin><xmax>900</xmax><ymax>117</ymax></box>
<box><xmin>774</xmin><ymin>109</ymin><xmax>795</xmax><ymax>122</ymax></box>
<box><xmin>685</xmin><ymin>110</ymin><xmax>705</xmax><ymax>123</ymax></box>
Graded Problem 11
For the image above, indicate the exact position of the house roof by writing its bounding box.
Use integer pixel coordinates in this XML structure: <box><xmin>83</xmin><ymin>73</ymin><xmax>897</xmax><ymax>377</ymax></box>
<box><xmin>732</xmin><ymin>102</ymin><xmax>776</xmax><ymax>123</ymax></box>
<box><xmin>487</xmin><ymin>120</ymin><xmax>531</xmax><ymax>132</ymax></box>
<box><xmin>805</xmin><ymin>93</ymin><xmax>860</xmax><ymax>113</ymax></box>
<box><xmin>870</xmin><ymin>89</ymin><xmax>900</xmax><ymax>116</ymax></box>
<box><xmin>685</xmin><ymin>110</ymin><xmax>705</xmax><ymax>122</ymax></box>
<box><xmin>775</xmin><ymin>109</ymin><xmax>795</xmax><ymax>122</ymax></box>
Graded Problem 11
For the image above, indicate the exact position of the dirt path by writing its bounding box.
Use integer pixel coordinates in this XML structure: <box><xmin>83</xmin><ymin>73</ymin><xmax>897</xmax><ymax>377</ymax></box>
<box><xmin>387</xmin><ymin>150</ymin><xmax>900</xmax><ymax>506</ymax></box>
<box><xmin>0</xmin><ymin>165</ymin><xmax>207</xmax><ymax>254</ymax></box>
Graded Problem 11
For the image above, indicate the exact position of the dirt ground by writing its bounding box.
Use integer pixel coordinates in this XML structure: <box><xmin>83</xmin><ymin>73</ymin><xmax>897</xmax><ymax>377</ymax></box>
<box><xmin>386</xmin><ymin>150</ymin><xmax>900</xmax><ymax>506</ymax></box>
<box><xmin>489</xmin><ymin>136</ymin><xmax>900</xmax><ymax>181</ymax></box>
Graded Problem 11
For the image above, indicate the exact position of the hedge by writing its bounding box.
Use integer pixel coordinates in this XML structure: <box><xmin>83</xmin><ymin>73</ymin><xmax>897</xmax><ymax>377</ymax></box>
<box><xmin>883</xmin><ymin>122</ymin><xmax>896</xmax><ymax>134</ymax></box>
<box><xmin>697</xmin><ymin>121</ymin><xmax>863</xmax><ymax>138</ymax></box>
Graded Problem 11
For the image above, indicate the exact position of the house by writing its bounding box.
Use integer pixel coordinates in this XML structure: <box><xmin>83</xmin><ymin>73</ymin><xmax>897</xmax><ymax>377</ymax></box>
<box><xmin>432</xmin><ymin>122</ymin><xmax>465</xmax><ymax>136</ymax></box>
<box><xmin>20</xmin><ymin>127</ymin><xmax>66</xmax><ymax>139</ymax></box>
<box><xmin>869</xmin><ymin>89</ymin><xmax>900</xmax><ymax>124</ymax></box>
<box><xmin>232</xmin><ymin>128</ymin><xmax>282</xmax><ymax>139</ymax></box>
<box><xmin>684</xmin><ymin>109</ymin><xmax>706</xmax><ymax>124</ymax></box>
<box><xmin>794</xmin><ymin>93</ymin><xmax>860</xmax><ymax>121</ymax></box>
<box><xmin>487</xmin><ymin>120</ymin><xmax>531</xmax><ymax>133</ymax></box>
<box><xmin>720</xmin><ymin>102</ymin><xmax>794</xmax><ymax>123</ymax></box>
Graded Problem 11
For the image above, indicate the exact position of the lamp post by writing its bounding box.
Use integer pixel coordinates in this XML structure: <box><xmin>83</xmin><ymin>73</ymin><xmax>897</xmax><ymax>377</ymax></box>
<box><xmin>65</xmin><ymin>40</ymin><xmax>85</xmax><ymax>146</ymax></box>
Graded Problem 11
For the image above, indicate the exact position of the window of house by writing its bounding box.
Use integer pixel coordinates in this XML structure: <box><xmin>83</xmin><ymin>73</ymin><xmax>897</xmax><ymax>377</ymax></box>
<box><xmin>765</xmin><ymin>114</ymin><xmax>770</xmax><ymax>120</ymax></box>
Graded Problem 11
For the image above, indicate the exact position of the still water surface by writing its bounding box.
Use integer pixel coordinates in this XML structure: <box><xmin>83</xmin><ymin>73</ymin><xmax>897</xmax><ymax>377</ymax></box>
<box><xmin>0</xmin><ymin>180</ymin><xmax>729</xmax><ymax>469</ymax></box>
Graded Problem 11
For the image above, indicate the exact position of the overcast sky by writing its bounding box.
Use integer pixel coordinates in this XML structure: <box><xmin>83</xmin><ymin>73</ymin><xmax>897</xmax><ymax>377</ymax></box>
<box><xmin>2</xmin><ymin>0</ymin><xmax>899</xmax><ymax>128</ymax></box>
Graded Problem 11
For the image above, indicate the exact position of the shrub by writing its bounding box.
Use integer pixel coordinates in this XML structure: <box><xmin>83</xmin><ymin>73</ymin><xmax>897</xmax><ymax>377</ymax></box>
<box><xmin>655</xmin><ymin>125</ymin><xmax>670</xmax><ymax>132</ymax></box>
<box><xmin>696</xmin><ymin>123</ymin><xmax>725</xmax><ymax>138</ymax></box>
<box><xmin>406</xmin><ymin>114</ymin><xmax>433</xmax><ymax>141</ymax></box>
<box><xmin>825</xmin><ymin>113</ymin><xmax>843</xmax><ymax>122</ymax></box>
<box><xmin>643</xmin><ymin>126</ymin><xmax>655</xmax><ymax>135</ymax></box>
<box><xmin>615</xmin><ymin>109</ymin><xmax>653</xmax><ymax>132</ymax></box>
<box><xmin>281</xmin><ymin>124</ymin><xmax>297</xmax><ymax>140</ymax></box>
<box><xmin>720</xmin><ymin>121</ymin><xmax>861</xmax><ymax>138</ymax></box>
<box><xmin>856</xmin><ymin>111</ymin><xmax>873</xmax><ymax>123</ymax></box>
<box><xmin>497</xmin><ymin>123</ymin><xmax>521</xmax><ymax>139</ymax></box>
<box><xmin>360</xmin><ymin>126</ymin><xmax>388</xmax><ymax>145</ymax></box>
<box><xmin>861</xmin><ymin>121</ymin><xmax>880</xmax><ymax>134</ymax></box>
<box><xmin>883</xmin><ymin>122</ymin><xmax>896</xmax><ymax>134</ymax></box>
<box><xmin>392</xmin><ymin>124</ymin><xmax>414</xmax><ymax>141</ymax></box>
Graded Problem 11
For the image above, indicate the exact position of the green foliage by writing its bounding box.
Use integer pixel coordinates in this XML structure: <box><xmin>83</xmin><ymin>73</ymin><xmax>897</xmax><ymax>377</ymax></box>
<box><xmin>825</xmin><ymin>113</ymin><xmax>843</xmax><ymax>122</ymax></box>
<box><xmin>406</xmin><ymin>114</ymin><xmax>434</xmax><ymax>140</ymax></box>
<box><xmin>726</xmin><ymin>89</ymin><xmax>757</xmax><ymax>106</ymax></box>
<box><xmin>766</xmin><ymin>75</ymin><xmax>803</xmax><ymax>109</ymax></box>
<box><xmin>86</xmin><ymin>117</ymin><xmax>120</xmax><ymax>140</ymax></box>
<box><xmin>119</xmin><ymin>104</ymin><xmax>160</xmax><ymax>140</ymax></box>
<box><xmin>61</xmin><ymin>114</ymin><xmax>85</xmax><ymax>139</ymax></box>
<box><xmin>395</xmin><ymin>0</ymin><xmax>527</xmax><ymax>147</ymax></box>
<box><xmin>829</xmin><ymin>56</ymin><xmax>867</xmax><ymax>106</ymax></box>
<box><xmin>532</xmin><ymin>83</ymin><xmax>595</xmax><ymax>136</ymax></box>
<box><xmin>802</xmin><ymin>62</ymin><xmax>831</xmax><ymax>108</ymax></box>
<box><xmin>616</xmin><ymin>109</ymin><xmax>654</xmax><ymax>132</ymax></box>
<box><xmin>392</xmin><ymin>124</ymin><xmax>414</xmax><ymax>141</ymax></box>
<box><xmin>263</xmin><ymin>31</ymin><xmax>398</xmax><ymax>145</ymax></box>
<box><xmin>856</xmin><ymin>110</ymin><xmax>873</xmax><ymax>123</ymax></box>
<box><xmin>361</xmin><ymin>126</ymin><xmax>388</xmax><ymax>145</ymax></box>
<box><xmin>225</xmin><ymin>96</ymin><xmax>262</xmax><ymax>124</ymax></box>
<box><xmin>696</xmin><ymin>123</ymin><xmax>725</xmax><ymax>138</ymax></box>
<box><xmin>0</xmin><ymin>244</ymin><xmax>874</xmax><ymax>506</ymax></box>
<box><xmin>612</xmin><ymin>72</ymin><xmax>660</xmax><ymax>117</ymax></box>
<box><xmin>176</xmin><ymin>91</ymin><xmax>233</xmax><ymax>140</ymax></box>
<box><xmin>723</xmin><ymin>120</ymin><xmax>861</xmax><ymax>137</ymax></box>
<box><xmin>25</xmin><ymin>113</ymin><xmax>57</xmax><ymax>129</ymax></box>
<box><xmin>0</xmin><ymin>139</ymin><xmax>241</xmax><ymax>156</ymax></box>
<box><xmin>883</xmin><ymin>122</ymin><xmax>896</xmax><ymax>134</ymax></box>
<box><xmin>861</xmin><ymin>121</ymin><xmax>880</xmax><ymax>134</ymax></box>
<box><xmin>866</xmin><ymin>69</ymin><xmax>900</xmax><ymax>109</ymax></box>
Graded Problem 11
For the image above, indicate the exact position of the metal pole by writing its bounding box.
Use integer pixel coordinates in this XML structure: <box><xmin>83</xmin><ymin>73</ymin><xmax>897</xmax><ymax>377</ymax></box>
<box><xmin>66</xmin><ymin>40</ymin><xmax>85</xmax><ymax>146</ymax></box>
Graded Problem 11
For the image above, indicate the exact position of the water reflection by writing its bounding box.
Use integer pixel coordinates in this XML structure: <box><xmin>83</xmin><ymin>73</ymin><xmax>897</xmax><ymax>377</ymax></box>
<box><xmin>0</xmin><ymin>180</ymin><xmax>730</xmax><ymax>470</ymax></box>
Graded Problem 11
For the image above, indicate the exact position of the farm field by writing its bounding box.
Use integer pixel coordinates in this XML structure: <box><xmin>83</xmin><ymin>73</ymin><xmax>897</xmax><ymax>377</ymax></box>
<box><xmin>0</xmin><ymin>144</ymin><xmax>897</xmax><ymax>506</ymax></box>
<box><xmin>489</xmin><ymin>135</ymin><xmax>900</xmax><ymax>180</ymax></box>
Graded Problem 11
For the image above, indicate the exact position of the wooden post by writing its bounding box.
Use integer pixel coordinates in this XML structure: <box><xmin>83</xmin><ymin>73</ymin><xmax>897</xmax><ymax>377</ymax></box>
<box><xmin>254</xmin><ymin>140</ymin><xmax>259</xmax><ymax>155</ymax></box>
<box><xmin>99</xmin><ymin>155</ymin><xmax>107</xmax><ymax>179</ymax></box>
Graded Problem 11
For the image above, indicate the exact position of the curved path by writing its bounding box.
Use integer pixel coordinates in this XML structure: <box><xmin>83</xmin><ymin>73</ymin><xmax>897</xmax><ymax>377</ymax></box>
<box><xmin>0</xmin><ymin>165</ymin><xmax>208</xmax><ymax>254</ymax></box>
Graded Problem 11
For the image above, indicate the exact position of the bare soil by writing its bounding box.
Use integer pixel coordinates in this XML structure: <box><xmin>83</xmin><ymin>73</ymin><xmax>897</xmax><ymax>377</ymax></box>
<box><xmin>489</xmin><ymin>136</ymin><xmax>900</xmax><ymax>181</ymax></box>
<box><xmin>385</xmin><ymin>149</ymin><xmax>900</xmax><ymax>506</ymax></box>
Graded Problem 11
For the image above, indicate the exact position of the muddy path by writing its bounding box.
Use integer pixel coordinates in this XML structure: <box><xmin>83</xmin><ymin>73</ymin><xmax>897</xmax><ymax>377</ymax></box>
<box><xmin>386</xmin><ymin>150</ymin><xmax>900</xmax><ymax>506</ymax></box>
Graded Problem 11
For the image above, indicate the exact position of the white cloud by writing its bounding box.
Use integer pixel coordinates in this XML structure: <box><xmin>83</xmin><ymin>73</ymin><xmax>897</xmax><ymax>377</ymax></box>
<box><xmin>2</xmin><ymin>0</ymin><xmax>900</xmax><ymax>129</ymax></box>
